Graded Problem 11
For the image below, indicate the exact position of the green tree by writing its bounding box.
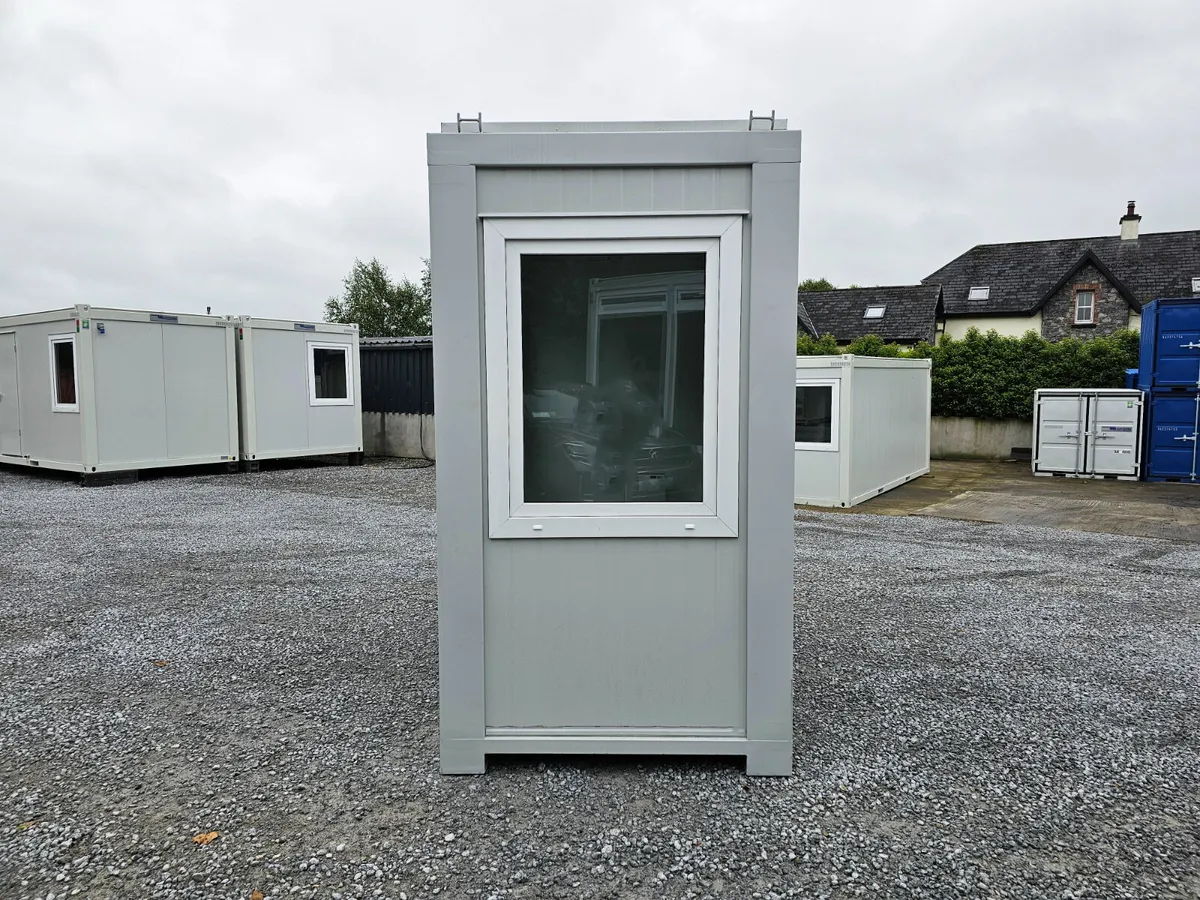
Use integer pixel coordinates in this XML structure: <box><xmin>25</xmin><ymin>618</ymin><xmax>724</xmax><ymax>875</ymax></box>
<box><xmin>324</xmin><ymin>257</ymin><xmax>431</xmax><ymax>337</ymax></box>
<box><xmin>797</xmin><ymin>277</ymin><xmax>836</xmax><ymax>292</ymax></box>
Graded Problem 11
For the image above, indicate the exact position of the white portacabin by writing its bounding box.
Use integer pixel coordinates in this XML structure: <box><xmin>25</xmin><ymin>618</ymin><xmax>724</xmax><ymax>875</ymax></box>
<box><xmin>232</xmin><ymin>317</ymin><xmax>363</xmax><ymax>465</ymax></box>
<box><xmin>0</xmin><ymin>305</ymin><xmax>238</xmax><ymax>479</ymax></box>
<box><xmin>794</xmin><ymin>355</ymin><xmax>932</xmax><ymax>507</ymax></box>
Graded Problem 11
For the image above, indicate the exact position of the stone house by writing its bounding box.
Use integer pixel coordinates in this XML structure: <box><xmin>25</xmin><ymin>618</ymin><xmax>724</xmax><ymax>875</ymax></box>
<box><xmin>799</xmin><ymin>203</ymin><xmax>1200</xmax><ymax>343</ymax></box>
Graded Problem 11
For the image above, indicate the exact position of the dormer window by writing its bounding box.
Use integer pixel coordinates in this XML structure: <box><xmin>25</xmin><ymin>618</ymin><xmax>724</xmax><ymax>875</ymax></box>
<box><xmin>863</xmin><ymin>306</ymin><xmax>885</xmax><ymax>319</ymax></box>
<box><xmin>968</xmin><ymin>286</ymin><xmax>989</xmax><ymax>301</ymax></box>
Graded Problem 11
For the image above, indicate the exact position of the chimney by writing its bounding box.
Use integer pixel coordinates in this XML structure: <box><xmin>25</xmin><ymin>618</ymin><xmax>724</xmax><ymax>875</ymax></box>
<box><xmin>1120</xmin><ymin>200</ymin><xmax>1141</xmax><ymax>241</ymax></box>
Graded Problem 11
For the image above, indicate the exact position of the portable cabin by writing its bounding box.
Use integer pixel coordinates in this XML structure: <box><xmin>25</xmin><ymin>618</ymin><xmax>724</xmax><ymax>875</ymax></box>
<box><xmin>0</xmin><ymin>306</ymin><xmax>238</xmax><ymax>481</ymax></box>
<box><xmin>429</xmin><ymin>117</ymin><xmax>801</xmax><ymax>775</ymax></box>
<box><xmin>793</xmin><ymin>355</ymin><xmax>932</xmax><ymax>507</ymax></box>
<box><xmin>232</xmin><ymin>317</ymin><xmax>363</xmax><ymax>466</ymax></box>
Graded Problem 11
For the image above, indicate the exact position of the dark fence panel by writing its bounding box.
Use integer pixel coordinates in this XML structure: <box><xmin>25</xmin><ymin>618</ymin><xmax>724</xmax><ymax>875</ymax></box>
<box><xmin>360</xmin><ymin>343</ymin><xmax>434</xmax><ymax>414</ymax></box>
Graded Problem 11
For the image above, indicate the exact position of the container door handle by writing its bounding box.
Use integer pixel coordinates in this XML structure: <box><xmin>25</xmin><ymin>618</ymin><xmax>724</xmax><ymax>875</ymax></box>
<box><xmin>1174</xmin><ymin>435</ymin><xmax>1197</xmax><ymax>442</ymax></box>
<box><xmin>1184</xmin><ymin>341</ymin><xmax>1200</xmax><ymax>350</ymax></box>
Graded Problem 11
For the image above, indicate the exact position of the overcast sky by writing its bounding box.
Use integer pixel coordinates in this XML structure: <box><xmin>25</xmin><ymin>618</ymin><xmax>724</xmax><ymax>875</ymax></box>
<box><xmin>2</xmin><ymin>0</ymin><xmax>1199</xmax><ymax>320</ymax></box>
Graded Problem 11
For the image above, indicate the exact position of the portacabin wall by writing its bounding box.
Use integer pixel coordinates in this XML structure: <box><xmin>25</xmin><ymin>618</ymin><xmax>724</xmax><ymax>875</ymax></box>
<box><xmin>478</xmin><ymin>165</ymin><xmax>753</xmax><ymax>733</ymax></box>
<box><xmin>847</xmin><ymin>360</ymin><xmax>931</xmax><ymax>506</ymax></box>
<box><xmin>12</xmin><ymin>317</ymin><xmax>84</xmax><ymax>466</ymax></box>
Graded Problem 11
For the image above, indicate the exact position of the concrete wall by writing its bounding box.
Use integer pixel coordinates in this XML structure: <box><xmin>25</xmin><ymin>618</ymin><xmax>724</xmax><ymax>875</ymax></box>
<box><xmin>362</xmin><ymin>411</ymin><xmax>436</xmax><ymax>460</ymax></box>
<box><xmin>931</xmin><ymin>416</ymin><xmax>1032</xmax><ymax>459</ymax></box>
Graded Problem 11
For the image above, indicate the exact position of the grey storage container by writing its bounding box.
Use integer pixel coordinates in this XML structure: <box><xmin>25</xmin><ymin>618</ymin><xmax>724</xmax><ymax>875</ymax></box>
<box><xmin>1032</xmin><ymin>388</ymin><xmax>1144</xmax><ymax>479</ymax></box>
<box><xmin>429</xmin><ymin>117</ymin><xmax>802</xmax><ymax>775</ymax></box>
<box><xmin>0</xmin><ymin>305</ymin><xmax>238</xmax><ymax>479</ymax></box>
<box><xmin>233</xmin><ymin>317</ymin><xmax>363</xmax><ymax>464</ymax></box>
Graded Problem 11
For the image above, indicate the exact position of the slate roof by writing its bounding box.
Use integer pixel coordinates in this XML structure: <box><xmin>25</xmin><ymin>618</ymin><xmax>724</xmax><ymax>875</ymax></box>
<box><xmin>796</xmin><ymin>285</ymin><xmax>943</xmax><ymax>343</ymax></box>
<box><xmin>924</xmin><ymin>230</ymin><xmax>1200</xmax><ymax>316</ymax></box>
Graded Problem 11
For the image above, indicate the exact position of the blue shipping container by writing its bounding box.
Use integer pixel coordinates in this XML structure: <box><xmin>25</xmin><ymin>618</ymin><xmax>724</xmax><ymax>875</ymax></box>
<box><xmin>1143</xmin><ymin>392</ymin><xmax>1199</xmax><ymax>483</ymax></box>
<box><xmin>1124</xmin><ymin>368</ymin><xmax>1138</xmax><ymax>389</ymax></box>
<box><xmin>1137</xmin><ymin>297</ymin><xmax>1200</xmax><ymax>390</ymax></box>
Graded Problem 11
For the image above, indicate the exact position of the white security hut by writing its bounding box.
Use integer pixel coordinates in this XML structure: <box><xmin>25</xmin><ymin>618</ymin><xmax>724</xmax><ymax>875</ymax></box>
<box><xmin>0</xmin><ymin>306</ymin><xmax>238</xmax><ymax>483</ymax></box>
<box><xmin>1032</xmin><ymin>388</ymin><xmax>1143</xmax><ymax>479</ymax></box>
<box><xmin>232</xmin><ymin>317</ymin><xmax>363</xmax><ymax>469</ymax></box>
<box><xmin>794</xmin><ymin>355</ymin><xmax>932</xmax><ymax>507</ymax></box>
<box><xmin>430</xmin><ymin>116</ymin><xmax>801</xmax><ymax>776</ymax></box>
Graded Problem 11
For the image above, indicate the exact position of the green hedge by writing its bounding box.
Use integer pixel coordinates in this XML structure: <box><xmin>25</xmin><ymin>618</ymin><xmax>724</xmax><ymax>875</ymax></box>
<box><xmin>796</xmin><ymin>328</ymin><xmax>1140</xmax><ymax>420</ymax></box>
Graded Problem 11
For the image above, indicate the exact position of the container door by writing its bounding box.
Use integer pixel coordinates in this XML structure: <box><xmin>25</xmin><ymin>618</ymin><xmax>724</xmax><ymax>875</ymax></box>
<box><xmin>0</xmin><ymin>333</ymin><xmax>20</xmax><ymax>457</ymax></box>
<box><xmin>1145</xmin><ymin>394</ymin><xmax>1199</xmax><ymax>482</ymax></box>
<box><xmin>1034</xmin><ymin>393</ymin><xmax>1086</xmax><ymax>473</ymax></box>
<box><xmin>1152</xmin><ymin>303</ymin><xmax>1200</xmax><ymax>389</ymax></box>
<box><xmin>1086</xmin><ymin>393</ymin><xmax>1141</xmax><ymax>477</ymax></box>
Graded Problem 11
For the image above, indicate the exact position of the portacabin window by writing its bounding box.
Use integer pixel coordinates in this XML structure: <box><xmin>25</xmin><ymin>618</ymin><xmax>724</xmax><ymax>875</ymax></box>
<box><xmin>308</xmin><ymin>341</ymin><xmax>353</xmax><ymax>406</ymax></box>
<box><xmin>482</xmin><ymin>215</ymin><xmax>743</xmax><ymax>539</ymax></box>
<box><xmin>49</xmin><ymin>334</ymin><xmax>79</xmax><ymax>413</ymax></box>
<box><xmin>794</xmin><ymin>379</ymin><xmax>839</xmax><ymax>452</ymax></box>
<box><xmin>1073</xmin><ymin>286</ymin><xmax>1097</xmax><ymax>325</ymax></box>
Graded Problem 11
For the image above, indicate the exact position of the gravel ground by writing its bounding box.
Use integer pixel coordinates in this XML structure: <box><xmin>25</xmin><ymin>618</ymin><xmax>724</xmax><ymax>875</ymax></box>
<box><xmin>1</xmin><ymin>462</ymin><xmax>1198</xmax><ymax>900</ymax></box>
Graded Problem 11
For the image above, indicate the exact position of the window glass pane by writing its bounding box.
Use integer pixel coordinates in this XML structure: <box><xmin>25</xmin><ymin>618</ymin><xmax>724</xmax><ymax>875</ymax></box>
<box><xmin>521</xmin><ymin>253</ymin><xmax>705</xmax><ymax>504</ymax></box>
<box><xmin>795</xmin><ymin>385</ymin><xmax>833</xmax><ymax>444</ymax></box>
<box><xmin>313</xmin><ymin>348</ymin><xmax>348</xmax><ymax>399</ymax></box>
<box><xmin>53</xmin><ymin>341</ymin><xmax>76</xmax><ymax>405</ymax></box>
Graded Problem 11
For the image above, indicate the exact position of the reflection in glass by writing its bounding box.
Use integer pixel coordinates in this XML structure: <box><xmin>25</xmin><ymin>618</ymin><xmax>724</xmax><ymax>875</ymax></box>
<box><xmin>795</xmin><ymin>385</ymin><xmax>834</xmax><ymax>444</ymax></box>
<box><xmin>521</xmin><ymin>254</ymin><xmax>705</xmax><ymax>503</ymax></box>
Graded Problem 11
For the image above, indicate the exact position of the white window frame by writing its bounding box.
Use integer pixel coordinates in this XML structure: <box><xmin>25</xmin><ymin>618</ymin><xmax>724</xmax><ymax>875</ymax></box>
<box><xmin>968</xmin><ymin>286</ymin><xmax>990</xmax><ymax>301</ymax></box>
<box><xmin>794</xmin><ymin>379</ymin><xmax>840</xmax><ymax>452</ymax></box>
<box><xmin>307</xmin><ymin>341</ymin><xmax>354</xmax><ymax>406</ymax></box>
<box><xmin>1074</xmin><ymin>290</ymin><xmax>1096</xmax><ymax>325</ymax></box>
<box><xmin>482</xmin><ymin>215</ymin><xmax>743</xmax><ymax>539</ymax></box>
<box><xmin>863</xmin><ymin>305</ymin><xmax>886</xmax><ymax>319</ymax></box>
<box><xmin>48</xmin><ymin>334</ymin><xmax>79</xmax><ymax>413</ymax></box>
<box><xmin>1191</xmin><ymin>276</ymin><xmax>1200</xmax><ymax>294</ymax></box>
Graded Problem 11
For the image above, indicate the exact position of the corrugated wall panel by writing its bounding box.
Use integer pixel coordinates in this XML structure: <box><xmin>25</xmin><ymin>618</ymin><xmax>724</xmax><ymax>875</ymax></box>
<box><xmin>360</xmin><ymin>345</ymin><xmax>434</xmax><ymax>414</ymax></box>
<box><xmin>476</xmin><ymin>167</ymin><xmax>752</xmax><ymax>215</ymax></box>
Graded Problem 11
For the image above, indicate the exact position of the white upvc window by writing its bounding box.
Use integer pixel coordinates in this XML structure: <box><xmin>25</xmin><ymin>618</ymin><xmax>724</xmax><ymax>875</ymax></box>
<box><xmin>307</xmin><ymin>341</ymin><xmax>353</xmax><ymax>406</ymax></box>
<box><xmin>794</xmin><ymin>379</ymin><xmax>840</xmax><ymax>452</ymax></box>
<box><xmin>482</xmin><ymin>215</ymin><xmax>743</xmax><ymax>539</ymax></box>
<box><xmin>1074</xmin><ymin>289</ymin><xmax>1096</xmax><ymax>325</ymax></box>
<box><xmin>49</xmin><ymin>334</ymin><xmax>79</xmax><ymax>413</ymax></box>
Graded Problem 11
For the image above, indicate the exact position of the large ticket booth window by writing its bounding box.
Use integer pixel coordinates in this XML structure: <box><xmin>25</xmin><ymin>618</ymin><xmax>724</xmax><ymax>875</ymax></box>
<box><xmin>483</xmin><ymin>217</ymin><xmax>742</xmax><ymax>538</ymax></box>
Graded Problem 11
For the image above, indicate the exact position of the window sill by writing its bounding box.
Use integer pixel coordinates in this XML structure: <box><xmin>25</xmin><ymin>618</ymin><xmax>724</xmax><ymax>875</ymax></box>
<box><xmin>1071</xmin><ymin>322</ymin><xmax>1097</xmax><ymax>328</ymax></box>
<box><xmin>490</xmin><ymin>513</ymin><xmax>738</xmax><ymax>539</ymax></box>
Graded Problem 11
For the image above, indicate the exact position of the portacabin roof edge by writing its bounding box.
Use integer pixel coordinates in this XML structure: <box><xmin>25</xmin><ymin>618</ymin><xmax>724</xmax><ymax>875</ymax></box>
<box><xmin>427</xmin><ymin>125</ymin><xmax>802</xmax><ymax>168</ymax></box>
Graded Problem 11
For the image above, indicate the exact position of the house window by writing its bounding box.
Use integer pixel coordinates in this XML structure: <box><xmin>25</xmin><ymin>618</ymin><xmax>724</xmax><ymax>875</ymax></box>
<box><xmin>1192</xmin><ymin>277</ymin><xmax>1200</xmax><ymax>294</ymax></box>
<box><xmin>483</xmin><ymin>215</ymin><xmax>743</xmax><ymax>538</ymax></box>
<box><xmin>863</xmin><ymin>306</ymin><xmax>886</xmax><ymax>319</ymax></box>
<box><xmin>308</xmin><ymin>342</ymin><xmax>353</xmax><ymax>405</ymax></box>
<box><xmin>1073</xmin><ymin>288</ymin><xmax>1096</xmax><ymax>325</ymax></box>
<box><xmin>795</xmin><ymin>380</ymin><xmax>839</xmax><ymax>451</ymax></box>
<box><xmin>49</xmin><ymin>335</ymin><xmax>79</xmax><ymax>412</ymax></box>
<box><xmin>968</xmin><ymin>286</ymin><xmax>990</xmax><ymax>301</ymax></box>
